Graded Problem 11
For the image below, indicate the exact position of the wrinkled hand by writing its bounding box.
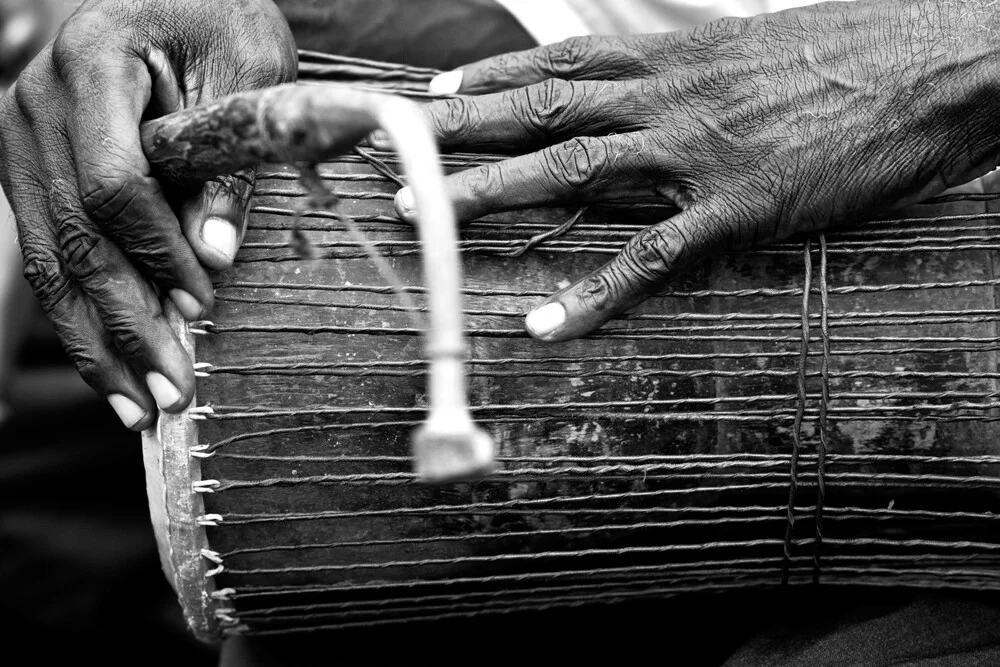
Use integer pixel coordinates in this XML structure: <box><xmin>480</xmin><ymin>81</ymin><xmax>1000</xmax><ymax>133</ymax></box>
<box><xmin>390</xmin><ymin>0</ymin><xmax>1000</xmax><ymax>342</ymax></box>
<box><xmin>0</xmin><ymin>0</ymin><xmax>295</xmax><ymax>430</ymax></box>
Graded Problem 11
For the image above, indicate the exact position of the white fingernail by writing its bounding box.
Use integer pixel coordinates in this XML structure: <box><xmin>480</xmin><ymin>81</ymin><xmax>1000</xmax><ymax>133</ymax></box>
<box><xmin>169</xmin><ymin>289</ymin><xmax>204</xmax><ymax>321</ymax></box>
<box><xmin>368</xmin><ymin>130</ymin><xmax>390</xmax><ymax>149</ymax></box>
<box><xmin>201</xmin><ymin>217</ymin><xmax>238</xmax><ymax>263</ymax></box>
<box><xmin>394</xmin><ymin>187</ymin><xmax>417</xmax><ymax>221</ymax></box>
<box><xmin>108</xmin><ymin>394</ymin><xmax>147</xmax><ymax>429</ymax></box>
<box><xmin>429</xmin><ymin>70</ymin><xmax>464</xmax><ymax>96</ymax></box>
<box><xmin>146</xmin><ymin>372</ymin><xmax>183</xmax><ymax>410</ymax></box>
<box><xmin>525</xmin><ymin>302</ymin><xmax>566</xmax><ymax>338</ymax></box>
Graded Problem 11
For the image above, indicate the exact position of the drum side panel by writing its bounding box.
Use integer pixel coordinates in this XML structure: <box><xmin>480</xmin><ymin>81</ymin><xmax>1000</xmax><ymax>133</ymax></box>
<box><xmin>186</xmin><ymin>153</ymin><xmax>1000</xmax><ymax>634</ymax></box>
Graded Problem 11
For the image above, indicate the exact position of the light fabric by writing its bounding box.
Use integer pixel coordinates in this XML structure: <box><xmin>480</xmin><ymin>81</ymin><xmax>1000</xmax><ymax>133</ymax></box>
<box><xmin>497</xmin><ymin>0</ymin><xmax>855</xmax><ymax>42</ymax></box>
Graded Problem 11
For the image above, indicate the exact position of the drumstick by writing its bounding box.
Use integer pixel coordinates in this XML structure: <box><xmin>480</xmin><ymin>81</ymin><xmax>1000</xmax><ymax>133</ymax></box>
<box><xmin>140</xmin><ymin>84</ymin><xmax>495</xmax><ymax>483</ymax></box>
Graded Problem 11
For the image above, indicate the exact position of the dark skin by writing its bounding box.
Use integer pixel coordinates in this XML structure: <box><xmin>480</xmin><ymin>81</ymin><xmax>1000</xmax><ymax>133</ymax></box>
<box><xmin>4</xmin><ymin>0</ymin><xmax>1000</xmax><ymax>427</ymax></box>
<box><xmin>0</xmin><ymin>0</ymin><xmax>297</xmax><ymax>429</ymax></box>
<box><xmin>388</xmin><ymin>0</ymin><xmax>1000</xmax><ymax>341</ymax></box>
<box><xmin>3</xmin><ymin>1</ymin><xmax>1000</xmax><ymax>664</ymax></box>
<box><xmin>0</xmin><ymin>0</ymin><xmax>533</xmax><ymax>431</ymax></box>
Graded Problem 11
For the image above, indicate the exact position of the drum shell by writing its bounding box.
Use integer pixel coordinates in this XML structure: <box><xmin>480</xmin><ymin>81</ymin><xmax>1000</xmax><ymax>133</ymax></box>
<box><xmin>150</xmin><ymin>65</ymin><xmax>1000</xmax><ymax>638</ymax></box>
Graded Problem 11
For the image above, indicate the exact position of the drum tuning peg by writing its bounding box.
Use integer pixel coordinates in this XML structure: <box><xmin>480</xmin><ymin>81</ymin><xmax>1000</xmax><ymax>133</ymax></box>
<box><xmin>188</xmin><ymin>405</ymin><xmax>215</xmax><ymax>421</ymax></box>
<box><xmin>197</xmin><ymin>514</ymin><xmax>224</xmax><ymax>527</ymax></box>
<box><xmin>214</xmin><ymin>609</ymin><xmax>240</xmax><ymax>625</ymax></box>
<box><xmin>193</xmin><ymin>479</ymin><xmax>221</xmax><ymax>493</ymax></box>
<box><xmin>190</xmin><ymin>444</ymin><xmax>214</xmax><ymax>459</ymax></box>
<box><xmin>210</xmin><ymin>588</ymin><xmax>237</xmax><ymax>601</ymax></box>
<box><xmin>188</xmin><ymin>320</ymin><xmax>216</xmax><ymax>335</ymax></box>
<box><xmin>200</xmin><ymin>548</ymin><xmax>223</xmax><ymax>564</ymax></box>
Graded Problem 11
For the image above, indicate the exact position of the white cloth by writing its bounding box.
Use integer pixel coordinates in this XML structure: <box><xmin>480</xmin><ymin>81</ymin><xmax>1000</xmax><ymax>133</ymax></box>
<box><xmin>497</xmin><ymin>0</ymin><xmax>853</xmax><ymax>43</ymax></box>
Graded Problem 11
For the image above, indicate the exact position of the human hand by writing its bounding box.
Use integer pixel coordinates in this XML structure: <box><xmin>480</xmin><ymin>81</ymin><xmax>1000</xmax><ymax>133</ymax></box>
<box><xmin>0</xmin><ymin>0</ymin><xmax>295</xmax><ymax>429</ymax></box>
<box><xmin>390</xmin><ymin>0</ymin><xmax>1000</xmax><ymax>342</ymax></box>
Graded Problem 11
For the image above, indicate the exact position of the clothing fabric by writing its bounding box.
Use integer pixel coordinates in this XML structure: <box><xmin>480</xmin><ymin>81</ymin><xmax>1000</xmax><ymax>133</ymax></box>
<box><xmin>498</xmin><ymin>0</ymin><xmax>853</xmax><ymax>42</ymax></box>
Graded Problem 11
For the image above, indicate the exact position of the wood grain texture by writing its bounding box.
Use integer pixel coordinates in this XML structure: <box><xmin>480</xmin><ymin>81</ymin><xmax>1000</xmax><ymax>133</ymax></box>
<box><xmin>183</xmin><ymin>160</ymin><xmax>1000</xmax><ymax>636</ymax></box>
<box><xmin>142</xmin><ymin>306</ymin><xmax>223</xmax><ymax>641</ymax></box>
<box><xmin>148</xmin><ymin>62</ymin><xmax>1000</xmax><ymax>637</ymax></box>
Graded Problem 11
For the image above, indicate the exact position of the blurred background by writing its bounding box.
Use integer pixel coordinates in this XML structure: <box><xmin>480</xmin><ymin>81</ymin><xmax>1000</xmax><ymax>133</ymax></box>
<box><xmin>0</xmin><ymin>0</ymin><xmax>216</xmax><ymax>663</ymax></box>
<box><xmin>4</xmin><ymin>2</ymin><xmax>1000</xmax><ymax>665</ymax></box>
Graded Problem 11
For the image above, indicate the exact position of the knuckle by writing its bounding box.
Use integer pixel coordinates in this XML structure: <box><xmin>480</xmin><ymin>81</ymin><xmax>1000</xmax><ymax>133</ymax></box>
<box><xmin>79</xmin><ymin>171</ymin><xmax>147</xmax><ymax>226</ymax></box>
<box><xmin>466</xmin><ymin>164</ymin><xmax>506</xmax><ymax>203</ymax></box>
<box><xmin>72</xmin><ymin>354</ymin><xmax>106</xmax><ymax>390</ymax></box>
<box><xmin>50</xmin><ymin>24</ymin><xmax>91</xmax><ymax>79</ymax></box>
<box><xmin>538</xmin><ymin>37</ymin><xmax>590</xmax><ymax>76</ymax></box>
<box><xmin>111</xmin><ymin>320</ymin><xmax>151</xmax><ymax>360</ymax></box>
<box><xmin>79</xmin><ymin>173</ymin><xmax>182</xmax><ymax>279</ymax></box>
<box><xmin>543</xmin><ymin>138</ymin><xmax>611</xmax><ymax>192</ymax></box>
<box><xmin>435</xmin><ymin>97</ymin><xmax>480</xmax><ymax>139</ymax></box>
<box><xmin>578</xmin><ymin>273</ymin><xmax>615</xmax><ymax>312</ymax></box>
<box><xmin>12</xmin><ymin>58</ymin><xmax>49</xmax><ymax>120</ymax></box>
<box><xmin>21</xmin><ymin>246</ymin><xmax>72</xmax><ymax>310</ymax></box>
<box><xmin>518</xmin><ymin>79</ymin><xmax>572</xmax><ymax>133</ymax></box>
<box><xmin>58</xmin><ymin>218</ymin><xmax>105</xmax><ymax>282</ymax></box>
<box><xmin>622</xmin><ymin>223</ymin><xmax>687</xmax><ymax>282</ymax></box>
<box><xmin>478</xmin><ymin>52</ymin><xmax>519</xmax><ymax>86</ymax></box>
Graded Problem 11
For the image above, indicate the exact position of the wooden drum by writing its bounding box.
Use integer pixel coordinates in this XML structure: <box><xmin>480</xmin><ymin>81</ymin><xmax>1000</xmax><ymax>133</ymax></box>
<box><xmin>142</xmin><ymin>53</ymin><xmax>1000</xmax><ymax>641</ymax></box>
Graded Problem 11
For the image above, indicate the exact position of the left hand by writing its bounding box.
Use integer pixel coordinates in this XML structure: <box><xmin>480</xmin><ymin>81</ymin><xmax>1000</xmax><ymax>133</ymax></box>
<box><xmin>388</xmin><ymin>0</ymin><xmax>1000</xmax><ymax>342</ymax></box>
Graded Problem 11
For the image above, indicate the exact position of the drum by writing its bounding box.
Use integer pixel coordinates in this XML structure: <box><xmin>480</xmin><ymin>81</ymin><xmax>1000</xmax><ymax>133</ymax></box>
<box><xmin>142</xmin><ymin>52</ymin><xmax>1000</xmax><ymax>641</ymax></box>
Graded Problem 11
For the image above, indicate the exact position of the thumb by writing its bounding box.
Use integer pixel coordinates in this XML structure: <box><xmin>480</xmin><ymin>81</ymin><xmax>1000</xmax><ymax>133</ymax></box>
<box><xmin>166</xmin><ymin>53</ymin><xmax>296</xmax><ymax>271</ymax></box>
<box><xmin>525</xmin><ymin>208</ymin><xmax>728</xmax><ymax>342</ymax></box>
<box><xmin>176</xmin><ymin>170</ymin><xmax>256</xmax><ymax>271</ymax></box>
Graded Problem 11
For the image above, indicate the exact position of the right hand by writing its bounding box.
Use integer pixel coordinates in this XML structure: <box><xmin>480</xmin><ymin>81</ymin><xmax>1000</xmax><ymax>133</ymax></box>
<box><xmin>0</xmin><ymin>0</ymin><xmax>296</xmax><ymax>430</ymax></box>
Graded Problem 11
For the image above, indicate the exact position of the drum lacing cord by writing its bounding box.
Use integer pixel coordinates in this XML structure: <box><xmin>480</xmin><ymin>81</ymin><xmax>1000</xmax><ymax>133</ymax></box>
<box><xmin>200</xmin><ymin>553</ymin><xmax>246</xmax><ymax>628</ymax></box>
<box><xmin>296</xmin><ymin>162</ymin><xmax>426</xmax><ymax>330</ymax></box>
<box><xmin>780</xmin><ymin>240</ymin><xmax>811</xmax><ymax>585</ymax></box>
<box><xmin>353</xmin><ymin>144</ymin><xmax>590</xmax><ymax>259</ymax></box>
<box><xmin>780</xmin><ymin>235</ymin><xmax>831</xmax><ymax>586</ymax></box>
<box><xmin>814</xmin><ymin>234</ymin><xmax>831</xmax><ymax>584</ymax></box>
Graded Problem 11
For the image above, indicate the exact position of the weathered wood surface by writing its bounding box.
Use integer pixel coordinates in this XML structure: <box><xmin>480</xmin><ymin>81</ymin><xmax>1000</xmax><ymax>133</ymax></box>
<box><xmin>185</xmin><ymin>151</ymin><xmax>1000</xmax><ymax>634</ymax></box>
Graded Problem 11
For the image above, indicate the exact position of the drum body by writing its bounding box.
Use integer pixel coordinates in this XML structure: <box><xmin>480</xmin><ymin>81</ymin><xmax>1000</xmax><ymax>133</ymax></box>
<box><xmin>143</xmin><ymin>55</ymin><xmax>1000</xmax><ymax>640</ymax></box>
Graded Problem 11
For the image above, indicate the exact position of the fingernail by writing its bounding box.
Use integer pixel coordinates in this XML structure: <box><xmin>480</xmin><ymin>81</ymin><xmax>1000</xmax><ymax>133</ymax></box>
<box><xmin>525</xmin><ymin>302</ymin><xmax>566</xmax><ymax>338</ymax></box>
<box><xmin>429</xmin><ymin>70</ymin><xmax>464</xmax><ymax>96</ymax></box>
<box><xmin>108</xmin><ymin>394</ymin><xmax>147</xmax><ymax>429</ymax></box>
<box><xmin>394</xmin><ymin>187</ymin><xmax>417</xmax><ymax>222</ymax></box>
<box><xmin>368</xmin><ymin>130</ymin><xmax>390</xmax><ymax>149</ymax></box>
<box><xmin>169</xmin><ymin>289</ymin><xmax>204</xmax><ymax>321</ymax></box>
<box><xmin>145</xmin><ymin>372</ymin><xmax>183</xmax><ymax>410</ymax></box>
<box><xmin>201</xmin><ymin>217</ymin><xmax>238</xmax><ymax>263</ymax></box>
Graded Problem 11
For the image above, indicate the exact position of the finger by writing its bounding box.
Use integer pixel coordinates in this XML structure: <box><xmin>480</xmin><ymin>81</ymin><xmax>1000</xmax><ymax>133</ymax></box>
<box><xmin>524</xmin><ymin>208</ymin><xmax>731</xmax><ymax>342</ymax></box>
<box><xmin>395</xmin><ymin>133</ymin><xmax>667</xmax><ymax>222</ymax></box>
<box><xmin>164</xmin><ymin>42</ymin><xmax>288</xmax><ymax>273</ymax></box>
<box><xmin>11</xmin><ymin>70</ymin><xmax>197</xmax><ymax>413</ymax></box>
<box><xmin>427</xmin><ymin>36</ymin><xmax>659</xmax><ymax>95</ymax></box>
<box><xmin>176</xmin><ymin>170</ymin><xmax>256</xmax><ymax>271</ymax></box>
<box><xmin>372</xmin><ymin>79</ymin><xmax>643</xmax><ymax>153</ymax></box>
<box><xmin>51</xmin><ymin>41</ymin><xmax>214</xmax><ymax>321</ymax></box>
<box><xmin>50</xmin><ymin>180</ymin><xmax>196</xmax><ymax>413</ymax></box>
<box><xmin>3</xmin><ymin>166</ymin><xmax>157</xmax><ymax>429</ymax></box>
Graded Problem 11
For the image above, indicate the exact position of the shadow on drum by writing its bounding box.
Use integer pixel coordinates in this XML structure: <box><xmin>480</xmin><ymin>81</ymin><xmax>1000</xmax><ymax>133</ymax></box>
<box><xmin>140</xmin><ymin>54</ymin><xmax>1000</xmax><ymax>641</ymax></box>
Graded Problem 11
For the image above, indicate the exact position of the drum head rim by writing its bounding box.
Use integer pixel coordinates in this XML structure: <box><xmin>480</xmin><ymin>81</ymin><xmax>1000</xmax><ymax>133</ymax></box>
<box><xmin>141</xmin><ymin>306</ymin><xmax>224</xmax><ymax>642</ymax></box>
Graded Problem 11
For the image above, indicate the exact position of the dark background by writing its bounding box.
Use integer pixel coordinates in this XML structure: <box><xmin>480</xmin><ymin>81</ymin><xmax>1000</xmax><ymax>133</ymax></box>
<box><xmin>3</xmin><ymin>2</ymin><xmax>1000</xmax><ymax>665</ymax></box>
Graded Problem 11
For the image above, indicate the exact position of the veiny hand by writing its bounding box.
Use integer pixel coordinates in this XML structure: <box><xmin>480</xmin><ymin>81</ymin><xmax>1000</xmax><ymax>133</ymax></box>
<box><xmin>389</xmin><ymin>0</ymin><xmax>1000</xmax><ymax>342</ymax></box>
<box><xmin>0</xmin><ymin>0</ymin><xmax>295</xmax><ymax>430</ymax></box>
